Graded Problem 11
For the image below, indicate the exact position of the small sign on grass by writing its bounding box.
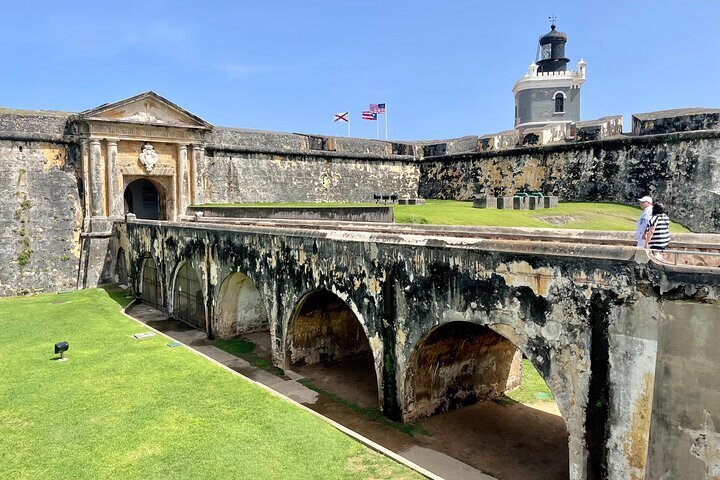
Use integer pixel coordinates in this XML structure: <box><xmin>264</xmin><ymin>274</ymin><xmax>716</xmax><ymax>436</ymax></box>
<box><xmin>132</xmin><ymin>332</ymin><xmax>156</xmax><ymax>340</ymax></box>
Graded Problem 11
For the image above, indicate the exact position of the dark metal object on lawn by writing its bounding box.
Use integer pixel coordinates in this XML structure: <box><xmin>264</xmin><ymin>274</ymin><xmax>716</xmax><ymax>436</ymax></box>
<box><xmin>54</xmin><ymin>341</ymin><xmax>69</xmax><ymax>360</ymax></box>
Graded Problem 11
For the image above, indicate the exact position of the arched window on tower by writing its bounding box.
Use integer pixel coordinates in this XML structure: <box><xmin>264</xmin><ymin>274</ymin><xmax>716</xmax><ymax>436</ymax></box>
<box><xmin>553</xmin><ymin>91</ymin><xmax>566</xmax><ymax>114</ymax></box>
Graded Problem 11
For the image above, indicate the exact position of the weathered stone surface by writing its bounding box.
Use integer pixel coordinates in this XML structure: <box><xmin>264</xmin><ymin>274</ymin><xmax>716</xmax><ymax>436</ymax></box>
<box><xmin>575</xmin><ymin>115</ymin><xmax>623</xmax><ymax>141</ymax></box>
<box><xmin>203</xmin><ymin>151</ymin><xmax>420</xmax><ymax>203</ymax></box>
<box><xmin>0</xmin><ymin>107</ymin><xmax>71</xmax><ymax>140</ymax></box>
<box><xmin>646</xmin><ymin>301</ymin><xmax>720</xmax><ymax>480</ymax></box>
<box><xmin>0</xmin><ymin>139</ymin><xmax>81</xmax><ymax>296</ymax></box>
<box><xmin>632</xmin><ymin>108</ymin><xmax>720</xmax><ymax>136</ymax></box>
<box><xmin>418</xmin><ymin>133</ymin><xmax>720</xmax><ymax>233</ymax></box>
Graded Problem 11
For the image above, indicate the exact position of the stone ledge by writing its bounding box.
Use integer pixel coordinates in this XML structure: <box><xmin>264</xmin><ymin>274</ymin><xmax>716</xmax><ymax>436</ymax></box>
<box><xmin>205</xmin><ymin>143</ymin><xmax>418</xmax><ymax>162</ymax></box>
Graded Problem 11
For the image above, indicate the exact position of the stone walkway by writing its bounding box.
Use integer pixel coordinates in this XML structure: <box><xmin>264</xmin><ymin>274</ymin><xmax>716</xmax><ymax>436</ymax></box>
<box><xmin>125</xmin><ymin>303</ymin><xmax>496</xmax><ymax>480</ymax></box>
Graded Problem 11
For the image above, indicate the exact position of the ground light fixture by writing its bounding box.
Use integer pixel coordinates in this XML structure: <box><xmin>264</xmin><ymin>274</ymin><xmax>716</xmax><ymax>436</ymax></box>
<box><xmin>54</xmin><ymin>341</ymin><xmax>69</xmax><ymax>361</ymax></box>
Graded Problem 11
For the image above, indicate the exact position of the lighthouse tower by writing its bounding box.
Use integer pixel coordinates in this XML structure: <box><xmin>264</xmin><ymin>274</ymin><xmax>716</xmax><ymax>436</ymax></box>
<box><xmin>512</xmin><ymin>21</ymin><xmax>586</xmax><ymax>128</ymax></box>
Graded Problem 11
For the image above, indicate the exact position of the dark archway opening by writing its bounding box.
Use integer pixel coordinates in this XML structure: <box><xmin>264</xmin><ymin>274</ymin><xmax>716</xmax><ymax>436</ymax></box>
<box><xmin>172</xmin><ymin>262</ymin><xmax>205</xmax><ymax>332</ymax></box>
<box><xmin>140</xmin><ymin>254</ymin><xmax>161</xmax><ymax>310</ymax></box>
<box><xmin>405</xmin><ymin>322</ymin><xmax>570</xmax><ymax>480</ymax></box>
<box><xmin>124</xmin><ymin>178</ymin><xmax>164</xmax><ymax>220</ymax></box>
<box><xmin>405</xmin><ymin>322</ymin><xmax>522</xmax><ymax>420</ymax></box>
<box><xmin>287</xmin><ymin>290</ymin><xmax>379</xmax><ymax>409</ymax></box>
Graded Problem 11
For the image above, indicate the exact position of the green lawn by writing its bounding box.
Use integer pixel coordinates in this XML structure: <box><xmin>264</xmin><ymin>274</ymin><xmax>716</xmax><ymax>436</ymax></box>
<box><xmin>199</xmin><ymin>200</ymin><xmax>691</xmax><ymax>233</ymax></box>
<box><xmin>0</xmin><ymin>289</ymin><xmax>420</xmax><ymax>480</ymax></box>
<box><xmin>505</xmin><ymin>360</ymin><xmax>555</xmax><ymax>404</ymax></box>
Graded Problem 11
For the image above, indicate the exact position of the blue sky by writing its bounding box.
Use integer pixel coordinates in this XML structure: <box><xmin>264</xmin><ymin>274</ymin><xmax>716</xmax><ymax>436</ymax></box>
<box><xmin>2</xmin><ymin>1</ymin><xmax>719</xmax><ymax>140</ymax></box>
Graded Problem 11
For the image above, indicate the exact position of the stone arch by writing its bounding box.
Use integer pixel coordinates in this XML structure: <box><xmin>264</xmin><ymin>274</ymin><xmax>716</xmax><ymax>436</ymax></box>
<box><xmin>403</xmin><ymin>321</ymin><xmax>523</xmax><ymax>421</ymax></box>
<box><xmin>403</xmin><ymin>319</ymin><xmax>572</xmax><ymax>479</ymax></box>
<box><xmin>123</xmin><ymin>177</ymin><xmax>167</xmax><ymax>220</ymax></box>
<box><xmin>214</xmin><ymin>272</ymin><xmax>268</xmax><ymax>339</ymax></box>
<box><xmin>403</xmin><ymin>319</ymin><xmax>571</xmax><ymax>425</ymax></box>
<box><xmin>170</xmin><ymin>260</ymin><xmax>206</xmax><ymax>331</ymax></box>
<box><xmin>285</xmin><ymin>288</ymin><xmax>382</xmax><ymax>407</ymax></box>
<box><xmin>139</xmin><ymin>253</ymin><xmax>161</xmax><ymax>310</ymax></box>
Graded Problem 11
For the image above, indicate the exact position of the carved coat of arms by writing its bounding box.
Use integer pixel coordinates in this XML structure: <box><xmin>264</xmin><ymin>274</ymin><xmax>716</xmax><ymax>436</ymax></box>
<box><xmin>139</xmin><ymin>143</ymin><xmax>158</xmax><ymax>172</ymax></box>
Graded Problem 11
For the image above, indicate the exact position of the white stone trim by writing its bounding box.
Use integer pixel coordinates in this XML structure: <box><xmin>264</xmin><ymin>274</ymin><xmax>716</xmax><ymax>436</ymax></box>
<box><xmin>513</xmin><ymin>70</ymin><xmax>585</xmax><ymax>96</ymax></box>
<box><xmin>515</xmin><ymin>120</ymin><xmax>573</xmax><ymax>128</ymax></box>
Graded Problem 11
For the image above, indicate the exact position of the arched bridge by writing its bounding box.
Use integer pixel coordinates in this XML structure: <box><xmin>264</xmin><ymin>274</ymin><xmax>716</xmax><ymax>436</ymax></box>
<box><xmin>110</xmin><ymin>218</ymin><xmax>720</xmax><ymax>480</ymax></box>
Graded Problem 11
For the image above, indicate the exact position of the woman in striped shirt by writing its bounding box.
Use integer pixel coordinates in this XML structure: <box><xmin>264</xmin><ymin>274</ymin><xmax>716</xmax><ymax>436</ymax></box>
<box><xmin>645</xmin><ymin>202</ymin><xmax>671</xmax><ymax>250</ymax></box>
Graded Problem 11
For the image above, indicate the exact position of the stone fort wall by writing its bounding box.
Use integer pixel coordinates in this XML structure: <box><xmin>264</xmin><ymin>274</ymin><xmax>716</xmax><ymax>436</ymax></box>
<box><xmin>203</xmin><ymin>127</ymin><xmax>420</xmax><ymax>203</ymax></box>
<box><xmin>0</xmin><ymin>109</ymin><xmax>82</xmax><ymax>296</ymax></box>
<box><xmin>0</xmin><ymin>104</ymin><xmax>718</xmax><ymax>295</ymax></box>
<box><xmin>419</xmin><ymin>131</ymin><xmax>720</xmax><ymax>234</ymax></box>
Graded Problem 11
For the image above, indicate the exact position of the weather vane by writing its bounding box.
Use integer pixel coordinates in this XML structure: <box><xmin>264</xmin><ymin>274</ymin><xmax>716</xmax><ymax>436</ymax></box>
<box><xmin>549</xmin><ymin>15</ymin><xmax>557</xmax><ymax>28</ymax></box>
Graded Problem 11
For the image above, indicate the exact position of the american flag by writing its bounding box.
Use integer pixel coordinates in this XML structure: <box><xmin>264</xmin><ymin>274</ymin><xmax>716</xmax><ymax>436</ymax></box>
<box><xmin>361</xmin><ymin>111</ymin><xmax>377</xmax><ymax>121</ymax></box>
<box><xmin>370</xmin><ymin>103</ymin><xmax>386</xmax><ymax>114</ymax></box>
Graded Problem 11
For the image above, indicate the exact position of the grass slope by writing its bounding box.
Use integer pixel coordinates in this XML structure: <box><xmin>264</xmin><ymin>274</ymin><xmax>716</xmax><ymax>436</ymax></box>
<box><xmin>0</xmin><ymin>289</ymin><xmax>419</xmax><ymax>480</ymax></box>
<box><xmin>200</xmin><ymin>201</ymin><xmax>690</xmax><ymax>232</ymax></box>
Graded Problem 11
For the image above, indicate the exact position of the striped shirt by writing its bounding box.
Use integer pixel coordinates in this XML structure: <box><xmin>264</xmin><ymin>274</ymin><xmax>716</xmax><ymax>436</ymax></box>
<box><xmin>648</xmin><ymin>214</ymin><xmax>671</xmax><ymax>249</ymax></box>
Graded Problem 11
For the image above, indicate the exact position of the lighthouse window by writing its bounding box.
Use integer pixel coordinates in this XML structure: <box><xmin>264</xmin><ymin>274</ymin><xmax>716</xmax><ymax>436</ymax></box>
<box><xmin>554</xmin><ymin>92</ymin><xmax>565</xmax><ymax>113</ymax></box>
<box><xmin>541</xmin><ymin>44</ymin><xmax>552</xmax><ymax>60</ymax></box>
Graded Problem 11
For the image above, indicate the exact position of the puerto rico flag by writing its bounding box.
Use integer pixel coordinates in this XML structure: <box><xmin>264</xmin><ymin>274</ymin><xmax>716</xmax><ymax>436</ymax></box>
<box><xmin>361</xmin><ymin>111</ymin><xmax>377</xmax><ymax>120</ymax></box>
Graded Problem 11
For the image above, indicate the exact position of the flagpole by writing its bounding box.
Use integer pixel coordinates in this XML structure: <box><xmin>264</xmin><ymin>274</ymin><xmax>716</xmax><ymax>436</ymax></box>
<box><xmin>347</xmin><ymin>118</ymin><xmax>350</xmax><ymax>137</ymax></box>
<box><xmin>376</xmin><ymin>117</ymin><xmax>379</xmax><ymax>140</ymax></box>
<box><xmin>385</xmin><ymin>104</ymin><xmax>388</xmax><ymax>140</ymax></box>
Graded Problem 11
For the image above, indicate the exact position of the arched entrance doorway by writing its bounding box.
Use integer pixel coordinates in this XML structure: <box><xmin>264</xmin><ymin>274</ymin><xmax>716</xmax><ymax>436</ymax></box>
<box><xmin>124</xmin><ymin>178</ymin><xmax>164</xmax><ymax>220</ymax></box>
<box><xmin>286</xmin><ymin>289</ymin><xmax>379</xmax><ymax>409</ymax></box>
<box><xmin>404</xmin><ymin>321</ymin><xmax>570</xmax><ymax>480</ymax></box>
<box><xmin>172</xmin><ymin>262</ymin><xmax>205</xmax><ymax>331</ymax></box>
<box><xmin>140</xmin><ymin>254</ymin><xmax>161</xmax><ymax>310</ymax></box>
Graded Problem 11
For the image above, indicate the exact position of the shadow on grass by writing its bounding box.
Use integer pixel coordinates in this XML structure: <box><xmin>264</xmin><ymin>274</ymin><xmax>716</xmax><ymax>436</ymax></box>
<box><xmin>213</xmin><ymin>338</ymin><xmax>286</xmax><ymax>378</ymax></box>
<box><xmin>100</xmin><ymin>285</ymin><xmax>136</xmax><ymax>309</ymax></box>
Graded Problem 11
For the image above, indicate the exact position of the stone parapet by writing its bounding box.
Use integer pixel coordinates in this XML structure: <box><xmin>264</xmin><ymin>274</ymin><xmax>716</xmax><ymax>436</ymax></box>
<box><xmin>0</xmin><ymin>108</ymin><xmax>72</xmax><ymax>142</ymax></box>
<box><xmin>632</xmin><ymin>108</ymin><xmax>720</xmax><ymax>136</ymax></box>
<box><xmin>207</xmin><ymin>127</ymin><xmax>416</xmax><ymax>160</ymax></box>
<box><xmin>186</xmin><ymin>205</ymin><xmax>394</xmax><ymax>223</ymax></box>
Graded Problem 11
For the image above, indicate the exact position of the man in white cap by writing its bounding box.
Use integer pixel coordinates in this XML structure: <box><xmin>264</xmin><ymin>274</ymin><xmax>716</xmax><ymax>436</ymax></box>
<box><xmin>636</xmin><ymin>196</ymin><xmax>653</xmax><ymax>247</ymax></box>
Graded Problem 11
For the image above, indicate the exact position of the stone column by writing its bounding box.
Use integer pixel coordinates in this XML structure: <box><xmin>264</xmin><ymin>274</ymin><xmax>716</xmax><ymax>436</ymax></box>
<box><xmin>81</xmin><ymin>140</ymin><xmax>91</xmax><ymax>230</ymax></box>
<box><xmin>89</xmin><ymin>139</ymin><xmax>105</xmax><ymax>218</ymax></box>
<box><xmin>106</xmin><ymin>140</ymin><xmax>123</xmax><ymax>218</ymax></box>
<box><xmin>177</xmin><ymin>144</ymin><xmax>190</xmax><ymax>218</ymax></box>
<box><xmin>192</xmin><ymin>145</ymin><xmax>205</xmax><ymax>205</ymax></box>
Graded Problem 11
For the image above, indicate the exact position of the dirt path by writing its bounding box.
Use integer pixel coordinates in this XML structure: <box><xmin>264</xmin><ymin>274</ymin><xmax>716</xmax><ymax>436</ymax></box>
<box><xmin>289</xmin><ymin>349</ymin><xmax>569</xmax><ymax>480</ymax></box>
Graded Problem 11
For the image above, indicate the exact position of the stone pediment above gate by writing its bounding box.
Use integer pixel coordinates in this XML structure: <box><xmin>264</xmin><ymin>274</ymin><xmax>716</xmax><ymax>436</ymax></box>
<box><xmin>72</xmin><ymin>91</ymin><xmax>212</xmax><ymax>142</ymax></box>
